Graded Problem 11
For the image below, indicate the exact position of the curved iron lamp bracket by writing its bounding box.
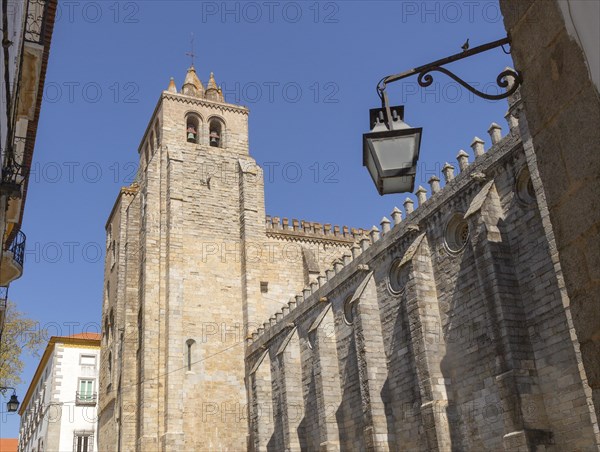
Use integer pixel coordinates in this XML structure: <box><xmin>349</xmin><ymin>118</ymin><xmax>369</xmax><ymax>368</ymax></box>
<box><xmin>377</xmin><ymin>37</ymin><xmax>522</xmax><ymax>105</ymax></box>
<box><xmin>0</xmin><ymin>386</ymin><xmax>16</xmax><ymax>395</ymax></box>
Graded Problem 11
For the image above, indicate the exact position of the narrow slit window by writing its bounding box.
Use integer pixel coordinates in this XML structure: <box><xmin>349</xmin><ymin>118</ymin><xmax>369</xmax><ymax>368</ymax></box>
<box><xmin>186</xmin><ymin>339</ymin><xmax>195</xmax><ymax>371</ymax></box>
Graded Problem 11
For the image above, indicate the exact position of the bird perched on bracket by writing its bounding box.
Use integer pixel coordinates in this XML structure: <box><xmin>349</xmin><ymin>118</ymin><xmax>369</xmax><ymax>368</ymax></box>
<box><xmin>461</xmin><ymin>39</ymin><xmax>470</xmax><ymax>52</ymax></box>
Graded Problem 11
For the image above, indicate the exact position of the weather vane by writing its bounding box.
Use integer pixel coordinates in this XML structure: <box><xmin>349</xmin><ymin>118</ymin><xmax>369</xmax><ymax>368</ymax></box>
<box><xmin>186</xmin><ymin>32</ymin><xmax>196</xmax><ymax>67</ymax></box>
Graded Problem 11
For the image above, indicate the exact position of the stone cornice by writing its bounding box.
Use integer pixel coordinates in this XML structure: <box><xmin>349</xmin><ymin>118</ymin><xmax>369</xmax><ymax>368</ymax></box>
<box><xmin>247</xmin><ymin>131</ymin><xmax>524</xmax><ymax>357</ymax></box>
<box><xmin>161</xmin><ymin>91</ymin><xmax>249</xmax><ymax>115</ymax></box>
<box><xmin>265</xmin><ymin>230</ymin><xmax>356</xmax><ymax>246</ymax></box>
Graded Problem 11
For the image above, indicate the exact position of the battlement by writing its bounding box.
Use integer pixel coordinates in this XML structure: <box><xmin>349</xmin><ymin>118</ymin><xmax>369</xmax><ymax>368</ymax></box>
<box><xmin>265</xmin><ymin>216</ymin><xmax>368</xmax><ymax>244</ymax></box>
<box><xmin>248</xmin><ymin>102</ymin><xmax>523</xmax><ymax>351</ymax></box>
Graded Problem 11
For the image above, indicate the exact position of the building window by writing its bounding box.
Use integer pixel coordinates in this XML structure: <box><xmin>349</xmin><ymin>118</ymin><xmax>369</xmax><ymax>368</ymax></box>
<box><xmin>80</xmin><ymin>354</ymin><xmax>97</xmax><ymax>367</ymax></box>
<box><xmin>143</xmin><ymin>143</ymin><xmax>150</xmax><ymax>167</ymax></box>
<box><xmin>186</xmin><ymin>114</ymin><xmax>200</xmax><ymax>143</ymax></box>
<box><xmin>388</xmin><ymin>259</ymin><xmax>409</xmax><ymax>295</ymax></box>
<box><xmin>444</xmin><ymin>213</ymin><xmax>469</xmax><ymax>254</ymax></box>
<box><xmin>103</xmin><ymin>318</ymin><xmax>110</xmax><ymax>344</ymax></box>
<box><xmin>154</xmin><ymin>121</ymin><xmax>161</xmax><ymax>147</ymax></box>
<box><xmin>137</xmin><ymin>308</ymin><xmax>143</xmax><ymax>352</ymax></box>
<box><xmin>106</xmin><ymin>224</ymin><xmax>112</xmax><ymax>248</ymax></box>
<box><xmin>209</xmin><ymin>118</ymin><xmax>223</xmax><ymax>147</ymax></box>
<box><xmin>111</xmin><ymin>240</ymin><xmax>116</xmax><ymax>268</ymax></box>
<box><xmin>106</xmin><ymin>309</ymin><xmax>114</xmax><ymax>342</ymax></box>
<box><xmin>260</xmin><ymin>281</ymin><xmax>268</xmax><ymax>293</ymax></box>
<box><xmin>307</xmin><ymin>330</ymin><xmax>316</xmax><ymax>350</ymax></box>
<box><xmin>73</xmin><ymin>433</ymin><xmax>94</xmax><ymax>452</ymax></box>
<box><xmin>140</xmin><ymin>189</ymin><xmax>147</xmax><ymax>224</ymax></box>
<box><xmin>186</xmin><ymin>339</ymin><xmax>195</xmax><ymax>372</ymax></box>
<box><xmin>515</xmin><ymin>166</ymin><xmax>536</xmax><ymax>206</ymax></box>
<box><xmin>76</xmin><ymin>379</ymin><xmax>96</xmax><ymax>405</ymax></box>
<box><xmin>343</xmin><ymin>295</ymin><xmax>355</xmax><ymax>325</ymax></box>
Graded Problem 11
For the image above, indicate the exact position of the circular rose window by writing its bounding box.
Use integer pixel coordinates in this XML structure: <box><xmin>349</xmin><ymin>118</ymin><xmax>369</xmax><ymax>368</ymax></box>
<box><xmin>343</xmin><ymin>295</ymin><xmax>355</xmax><ymax>325</ymax></box>
<box><xmin>445</xmin><ymin>213</ymin><xmax>469</xmax><ymax>253</ymax></box>
<box><xmin>388</xmin><ymin>259</ymin><xmax>409</xmax><ymax>295</ymax></box>
<box><xmin>515</xmin><ymin>167</ymin><xmax>536</xmax><ymax>205</ymax></box>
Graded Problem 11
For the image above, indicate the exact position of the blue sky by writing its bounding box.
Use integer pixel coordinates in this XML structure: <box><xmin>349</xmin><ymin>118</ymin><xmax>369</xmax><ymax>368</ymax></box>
<box><xmin>1</xmin><ymin>1</ymin><xmax>514</xmax><ymax>437</ymax></box>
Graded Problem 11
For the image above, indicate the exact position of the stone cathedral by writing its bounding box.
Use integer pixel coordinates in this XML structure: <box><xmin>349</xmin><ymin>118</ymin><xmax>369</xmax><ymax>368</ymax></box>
<box><xmin>98</xmin><ymin>66</ymin><xmax>599</xmax><ymax>451</ymax></box>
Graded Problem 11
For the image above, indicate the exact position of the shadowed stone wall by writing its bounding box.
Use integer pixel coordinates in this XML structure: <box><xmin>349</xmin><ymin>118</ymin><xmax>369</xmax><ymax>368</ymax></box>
<box><xmin>246</xmin><ymin>101</ymin><xmax>599</xmax><ymax>450</ymax></box>
<box><xmin>500</xmin><ymin>0</ymin><xmax>600</xmax><ymax>424</ymax></box>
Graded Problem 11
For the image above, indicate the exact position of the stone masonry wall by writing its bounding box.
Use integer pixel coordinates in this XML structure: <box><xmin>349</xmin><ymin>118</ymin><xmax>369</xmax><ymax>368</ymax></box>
<box><xmin>98</xmin><ymin>186</ymin><xmax>137</xmax><ymax>451</ymax></box>
<box><xmin>99</xmin><ymin>85</ymin><xmax>366</xmax><ymax>451</ymax></box>
<box><xmin>246</xmin><ymin>104</ymin><xmax>599</xmax><ymax>451</ymax></box>
<box><xmin>500</xmin><ymin>0</ymin><xmax>600</xmax><ymax>423</ymax></box>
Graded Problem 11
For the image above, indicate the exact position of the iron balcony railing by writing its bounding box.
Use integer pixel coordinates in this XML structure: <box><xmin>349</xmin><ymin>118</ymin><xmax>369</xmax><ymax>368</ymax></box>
<box><xmin>1</xmin><ymin>142</ymin><xmax>28</xmax><ymax>198</ymax></box>
<box><xmin>75</xmin><ymin>392</ymin><xmax>97</xmax><ymax>405</ymax></box>
<box><xmin>24</xmin><ymin>0</ymin><xmax>51</xmax><ymax>45</ymax></box>
<box><xmin>5</xmin><ymin>229</ymin><xmax>26</xmax><ymax>269</ymax></box>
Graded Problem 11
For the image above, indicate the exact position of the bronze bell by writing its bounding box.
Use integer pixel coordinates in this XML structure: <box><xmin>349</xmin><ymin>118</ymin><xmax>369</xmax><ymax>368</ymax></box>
<box><xmin>187</xmin><ymin>127</ymin><xmax>197</xmax><ymax>142</ymax></box>
<box><xmin>209</xmin><ymin>131</ymin><xmax>220</xmax><ymax>146</ymax></box>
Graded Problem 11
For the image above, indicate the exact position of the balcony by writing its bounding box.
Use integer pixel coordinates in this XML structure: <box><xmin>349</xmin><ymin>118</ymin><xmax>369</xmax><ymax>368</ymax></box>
<box><xmin>0</xmin><ymin>229</ymin><xmax>25</xmax><ymax>285</ymax></box>
<box><xmin>75</xmin><ymin>392</ymin><xmax>97</xmax><ymax>406</ymax></box>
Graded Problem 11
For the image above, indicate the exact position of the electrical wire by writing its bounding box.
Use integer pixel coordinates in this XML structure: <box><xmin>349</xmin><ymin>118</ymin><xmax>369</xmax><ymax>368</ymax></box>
<box><xmin>19</xmin><ymin>337</ymin><xmax>246</xmax><ymax>414</ymax></box>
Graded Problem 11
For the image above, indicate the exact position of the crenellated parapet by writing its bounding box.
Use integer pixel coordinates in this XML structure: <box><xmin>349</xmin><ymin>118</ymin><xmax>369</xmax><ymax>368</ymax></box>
<box><xmin>265</xmin><ymin>216</ymin><xmax>368</xmax><ymax>244</ymax></box>
<box><xmin>248</xmin><ymin>106</ymin><xmax>522</xmax><ymax>350</ymax></box>
<box><xmin>244</xmin><ymin>85</ymin><xmax>598</xmax><ymax>450</ymax></box>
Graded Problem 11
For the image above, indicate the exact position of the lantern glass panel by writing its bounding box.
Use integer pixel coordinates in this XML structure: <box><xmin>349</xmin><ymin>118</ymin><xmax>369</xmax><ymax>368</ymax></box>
<box><xmin>382</xmin><ymin>176</ymin><xmax>414</xmax><ymax>194</ymax></box>
<box><xmin>370</xmin><ymin>133</ymin><xmax>419</xmax><ymax>172</ymax></box>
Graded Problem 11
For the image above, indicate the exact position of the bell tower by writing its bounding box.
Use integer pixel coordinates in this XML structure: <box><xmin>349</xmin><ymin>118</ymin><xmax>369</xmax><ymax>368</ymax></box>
<box><xmin>99</xmin><ymin>66</ymin><xmax>266</xmax><ymax>451</ymax></box>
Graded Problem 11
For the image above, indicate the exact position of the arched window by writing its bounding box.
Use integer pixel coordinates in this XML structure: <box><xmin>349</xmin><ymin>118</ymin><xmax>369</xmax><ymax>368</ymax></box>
<box><xmin>104</xmin><ymin>318</ymin><xmax>110</xmax><ymax>344</ymax></box>
<box><xmin>144</xmin><ymin>142</ymin><xmax>150</xmax><ymax>167</ymax></box>
<box><xmin>208</xmin><ymin>118</ymin><xmax>224</xmax><ymax>148</ymax></box>
<box><xmin>186</xmin><ymin>115</ymin><xmax>200</xmax><ymax>144</ymax></box>
<box><xmin>154</xmin><ymin>121</ymin><xmax>161</xmax><ymax>147</ymax></box>
<box><xmin>108</xmin><ymin>309</ymin><xmax>114</xmax><ymax>340</ymax></box>
<box><xmin>186</xmin><ymin>339</ymin><xmax>196</xmax><ymax>371</ymax></box>
<box><xmin>150</xmin><ymin>131</ymin><xmax>155</xmax><ymax>152</ymax></box>
<box><xmin>108</xmin><ymin>351</ymin><xmax>112</xmax><ymax>381</ymax></box>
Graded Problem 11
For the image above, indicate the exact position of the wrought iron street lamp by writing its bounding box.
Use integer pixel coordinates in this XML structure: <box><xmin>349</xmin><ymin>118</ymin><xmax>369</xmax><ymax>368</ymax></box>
<box><xmin>0</xmin><ymin>387</ymin><xmax>20</xmax><ymax>413</ymax></box>
<box><xmin>7</xmin><ymin>394</ymin><xmax>20</xmax><ymax>412</ymax></box>
<box><xmin>363</xmin><ymin>36</ymin><xmax>522</xmax><ymax>195</ymax></box>
<box><xmin>363</xmin><ymin>106</ymin><xmax>422</xmax><ymax>195</ymax></box>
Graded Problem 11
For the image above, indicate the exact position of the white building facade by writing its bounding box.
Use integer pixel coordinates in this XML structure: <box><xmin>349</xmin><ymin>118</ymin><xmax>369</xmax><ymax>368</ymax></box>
<box><xmin>18</xmin><ymin>334</ymin><xmax>101</xmax><ymax>452</ymax></box>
